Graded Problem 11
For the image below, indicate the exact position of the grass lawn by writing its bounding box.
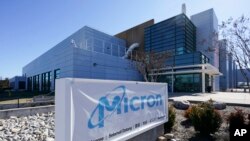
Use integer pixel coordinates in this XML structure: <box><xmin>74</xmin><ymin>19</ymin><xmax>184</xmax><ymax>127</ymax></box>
<box><xmin>0</xmin><ymin>98</ymin><xmax>33</xmax><ymax>104</ymax></box>
<box><xmin>0</xmin><ymin>90</ymin><xmax>53</xmax><ymax>102</ymax></box>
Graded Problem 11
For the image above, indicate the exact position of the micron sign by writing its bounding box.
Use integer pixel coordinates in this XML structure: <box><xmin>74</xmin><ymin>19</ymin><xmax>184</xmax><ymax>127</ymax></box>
<box><xmin>56</xmin><ymin>78</ymin><xmax>168</xmax><ymax>141</ymax></box>
<box><xmin>88</xmin><ymin>86</ymin><xmax>163</xmax><ymax>129</ymax></box>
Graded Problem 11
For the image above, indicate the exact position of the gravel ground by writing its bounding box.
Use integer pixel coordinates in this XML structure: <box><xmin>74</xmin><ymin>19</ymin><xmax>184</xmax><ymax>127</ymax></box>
<box><xmin>0</xmin><ymin>105</ymin><xmax>249</xmax><ymax>141</ymax></box>
<box><xmin>169</xmin><ymin>104</ymin><xmax>250</xmax><ymax>141</ymax></box>
<box><xmin>0</xmin><ymin>112</ymin><xmax>55</xmax><ymax>141</ymax></box>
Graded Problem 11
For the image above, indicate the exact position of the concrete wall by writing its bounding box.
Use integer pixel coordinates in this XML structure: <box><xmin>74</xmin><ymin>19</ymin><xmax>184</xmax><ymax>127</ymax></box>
<box><xmin>128</xmin><ymin>125</ymin><xmax>164</xmax><ymax>141</ymax></box>
<box><xmin>0</xmin><ymin>105</ymin><xmax>54</xmax><ymax>119</ymax></box>
<box><xmin>23</xmin><ymin>26</ymin><xmax>142</xmax><ymax>91</ymax></box>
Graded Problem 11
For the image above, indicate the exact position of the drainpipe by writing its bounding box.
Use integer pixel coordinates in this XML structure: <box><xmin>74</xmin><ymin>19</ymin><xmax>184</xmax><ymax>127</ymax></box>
<box><xmin>123</xmin><ymin>43</ymin><xmax>139</xmax><ymax>59</ymax></box>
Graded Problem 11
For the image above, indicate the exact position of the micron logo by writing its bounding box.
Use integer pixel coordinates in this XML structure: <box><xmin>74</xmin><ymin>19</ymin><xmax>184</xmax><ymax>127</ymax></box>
<box><xmin>88</xmin><ymin>86</ymin><xmax>163</xmax><ymax>129</ymax></box>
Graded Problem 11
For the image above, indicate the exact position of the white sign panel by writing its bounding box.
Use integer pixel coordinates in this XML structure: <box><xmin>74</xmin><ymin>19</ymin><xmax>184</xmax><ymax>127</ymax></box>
<box><xmin>55</xmin><ymin>78</ymin><xmax>168</xmax><ymax>141</ymax></box>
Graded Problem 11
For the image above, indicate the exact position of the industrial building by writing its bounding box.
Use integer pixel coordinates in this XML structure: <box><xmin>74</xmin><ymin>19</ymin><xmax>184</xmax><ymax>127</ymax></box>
<box><xmin>117</xmin><ymin>9</ymin><xmax>223</xmax><ymax>93</ymax></box>
<box><xmin>17</xmin><ymin>7</ymin><xmax>238</xmax><ymax>93</ymax></box>
<box><xmin>22</xmin><ymin>26</ymin><xmax>141</xmax><ymax>91</ymax></box>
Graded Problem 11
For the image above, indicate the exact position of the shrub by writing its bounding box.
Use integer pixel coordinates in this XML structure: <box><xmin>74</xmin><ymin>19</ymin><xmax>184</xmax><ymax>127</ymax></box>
<box><xmin>248</xmin><ymin>114</ymin><xmax>250</xmax><ymax>134</ymax></box>
<box><xmin>164</xmin><ymin>105</ymin><xmax>176</xmax><ymax>133</ymax></box>
<box><xmin>187</xmin><ymin>101</ymin><xmax>222</xmax><ymax>135</ymax></box>
<box><xmin>228</xmin><ymin>108</ymin><xmax>246</xmax><ymax>134</ymax></box>
<box><xmin>184</xmin><ymin>106</ymin><xmax>193</xmax><ymax>119</ymax></box>
<box><xmin>228</xmin><ymin>108</ymin><xmax>245</xmax><ymax>126</ymax></box>
<box><xmin>248</xmin><ymin>113</ymin><xmax>250</xmax><ymax>125</ymax></box>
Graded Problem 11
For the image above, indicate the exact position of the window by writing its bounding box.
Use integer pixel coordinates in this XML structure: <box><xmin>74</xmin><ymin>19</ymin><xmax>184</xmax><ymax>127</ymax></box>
<box><xmin>18</xmin><ymin>81</ymin><xmax>25</xmax><ymax>89</ymax></box>
<box><xmin>104</xmin><ymin>42</ymin><xmax>111</xmax><ymax>55</ymax></box>
<box><xmin>86</xmin><ymin>38</ymin><xmax>93</xmax><ymax>51</ymax></box>
<box><xmin>32</xmin><ymin>75</ymin><xmax>39</xmax><ymax>91</ymax></box>
<box><xmin>27</xmin><ymin>77</ymin><xmax>32</xmax><ymax>91</ymax></box>
<box><xmin>176</xmin><ymin>47</ymin><xmax>185</xmax><ymax>55</ymax></box>
<box><xmin>112</xmin><ymin>44</ymin><xmax>118</xmax><ymax>56</ymax></box>
<box><xmin>174</xmin><ymin>73</ymin><xmax>202</xmax><ymax>92</ymax></box>
<box><xmin>54</xmin><ymin>69</ymin><xmax>60</xmax><ymax>89</ymax></box>
<box><xmin>54</xmin><ymin>69</ymin><xmax>60</xmax><ymax>79</ymax></box>
<box><xmin>93</xmin><ymin>39</ymin><xmax>103</xmax><ymax>53</ymax></box>
<box><xmin>119</xmin><ymin>46</ymin><xmax>126</xmax><ymax>57</ymax></box>
<box><xmin>41</xmin><ymin>71</ymin><xmax>51</xmax><ymax>91</ymax></box>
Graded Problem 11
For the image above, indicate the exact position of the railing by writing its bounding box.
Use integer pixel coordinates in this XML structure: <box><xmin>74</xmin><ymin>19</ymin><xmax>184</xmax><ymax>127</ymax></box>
<box><xmin>71</xmin><ymin>39</ymin><xmax>127</xmax><ymax>57</ymax></box>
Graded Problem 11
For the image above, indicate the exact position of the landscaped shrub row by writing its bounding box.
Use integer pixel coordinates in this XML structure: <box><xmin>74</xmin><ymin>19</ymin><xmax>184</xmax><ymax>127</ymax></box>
<box><xmin>165</xmin><ymin>101</ymin><xmax>250</xmax><ymax>138</ymax></box>
<box><xmin>185</xmin><ymin>101</ymin><xmax>222</xmax><ymax>135</ymax></box>
<box><xmin>228</xmin><ymin>108</ymin><xmax>250</xmax><ymax>139</ymax></box>
<box><xmin>164</xmin><ymin>105</ymin><xmax>176</xmax><ymax>133</ymax></box>
<box><xmin>185</xmin><ymin>101</ymin><xmax>250</xmax><ymax>137</ymax></box>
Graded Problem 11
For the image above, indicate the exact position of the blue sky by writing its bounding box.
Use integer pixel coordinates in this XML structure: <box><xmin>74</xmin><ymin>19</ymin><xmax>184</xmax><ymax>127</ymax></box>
<box><xmin>0</xmin><ymin>0</ymin><xmax>250</xmax><ymax>79</ymax></box>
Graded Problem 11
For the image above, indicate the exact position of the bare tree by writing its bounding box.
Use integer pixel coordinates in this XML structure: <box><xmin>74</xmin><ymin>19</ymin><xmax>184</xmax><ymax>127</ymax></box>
<box><xmin>0</xmin><ymin>78</ymin><xmax>9</xmax><ymax>90</ymax></box>
<box><xmin>133</xmin><ymin>51</ymin><xmax>172</xmax><ymax>82</ymax></box>
<box><xmin>219</xmin><ymin>15</ymin><xmax>250</xmax><ymax>91</ymax></box>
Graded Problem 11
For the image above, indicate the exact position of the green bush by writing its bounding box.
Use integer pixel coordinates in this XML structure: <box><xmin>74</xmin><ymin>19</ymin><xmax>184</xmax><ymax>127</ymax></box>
<box><xmin>187</xmin><ymin>101</ymin><xmax>222</xmax><ymax>135</ymax></box>
<box><xmin>164</xmin><ymin>105</ymin><xmax>176</xmax><ymax>133</ymax></box>
<box><xmin>228</xmin><ymin>108</ymin><xmax>246</xmax><ymax>135</ymax></box>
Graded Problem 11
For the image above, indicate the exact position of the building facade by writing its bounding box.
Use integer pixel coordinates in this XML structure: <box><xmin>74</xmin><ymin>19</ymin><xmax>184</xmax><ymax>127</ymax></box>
<box><xmin>191</xmin><ymin>8</ymin><xmax>220</xmax><ymax>91</ymax></box>
<box><xmin>218</xmin><ymin>39</ymin><xmax>229</xmax><ymax>91</ymax></box>
<box><xmin>237</xmin><ymin>69</ymin><xmax>250</xmax><ymax>87</ymax></box>
<box><xmin>23</xmin><ymin>26</ymin><xmax>141</xmax><ymax>91</ymax></box>
<box><xmin>21</xmin><ymin>8</ymin><xmax>238</xmax><ymax>93</ymax></box>
<box><xmin>115</xmin><ymin>19</ymin><xmax>154</xmax><ymax>51</ymax></box>
<box><xmin>143</xmin><ymin>13</ymin><xmax>220</xmax><ymax>93</ymax></box>
<box><xmin>145</xmin><ymin>14</ymin><xmax>196</xmax><ymax>54</ymax></box>
<box><xmin>218</xmin><ymin>39</ymin><xmax>238</xmax><ymax>90</ymax></box>
<box><xmin>9</xmin><ymin>76</ymin><xmax>26</xmax><ymax>91</ymax></box>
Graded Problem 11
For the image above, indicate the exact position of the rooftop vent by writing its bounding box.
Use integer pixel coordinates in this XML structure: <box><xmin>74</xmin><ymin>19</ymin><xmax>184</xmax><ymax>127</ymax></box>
<box><xmin>182</xmin><ymin>3</ymin><xmax>186</xmax><ymax>15</ymax></box>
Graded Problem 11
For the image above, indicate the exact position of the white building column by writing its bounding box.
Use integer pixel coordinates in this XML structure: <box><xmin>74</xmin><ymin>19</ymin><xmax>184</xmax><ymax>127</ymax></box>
<box><xmin>209</xmin><ymin>75</ymin><xmax>212</xmax><ymax>86</ymax></box>
<box><xmin>202</xmin><ymin>65</ymin><xmax>205</xmax><ymax>93</ymax></box>
<box><xmin>171</xmin><ymin>67</ymin><xmax>174</xmax><ymax>93</ymax></box>
<box><xmin>171</xmin><ymin>74</ymin><xmax>174</xmax><ymax>93</ymax></box>
<box><xmin>212</xmin><ymin>76</ymin><xmax>216</xmax><ymax>92</ymax></box>
<box><xmin>202</xmin><ymin>72</ymin><xmax>205</xmax><ymax>93</ymax></box>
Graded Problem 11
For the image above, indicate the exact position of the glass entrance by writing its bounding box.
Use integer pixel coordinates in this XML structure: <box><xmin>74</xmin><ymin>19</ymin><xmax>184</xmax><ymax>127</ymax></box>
<box><xmin>174</xmin><ymin>73</ymin><xmax>202</xmax><ymax>92</ymax></box>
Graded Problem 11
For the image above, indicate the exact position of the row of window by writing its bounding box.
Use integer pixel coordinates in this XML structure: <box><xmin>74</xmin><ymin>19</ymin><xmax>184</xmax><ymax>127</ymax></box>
<box><xmin>41</xmin><ymin>72</ymin><xmax>51</xmax><ymax>91</ymax></box>
<box><xmin>157</xmin><ymin>73</ymin><xmax>202</xmax><ymax>92</ymax></box>
<box><xmin>145</xmin><ymin>25</ymin><xmax>192</xmax><ymax>38</ymax></box>
<box><xmin>84</xmin><ymin>38</ymin><xmax>126</xmax><ymax>57</ymax></box>
<box><xmin>164</xmin><ymin>52</ymin><xmax>210</xmax><ymax>66</ymax></box>
<box><xmin>147</xmin><ymin>14</ymin><xmax>194</xmax><ymax>30</ymax></box>
<box><xmin>27</xmin><ymin>69</ymin><xmax>60</xmax><ymax>91</ymax></box>
<box><xmin>145</xmin><ymin>28</ymin><xmax>196</xmax><ymax>54</ymax></box>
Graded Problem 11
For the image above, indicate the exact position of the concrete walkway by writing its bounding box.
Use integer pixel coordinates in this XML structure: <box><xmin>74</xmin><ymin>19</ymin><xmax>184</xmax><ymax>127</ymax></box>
<box><xmin>169</xmin><ymin>92</ymin><xmax>250</xmax><ymax>106</ymax></box>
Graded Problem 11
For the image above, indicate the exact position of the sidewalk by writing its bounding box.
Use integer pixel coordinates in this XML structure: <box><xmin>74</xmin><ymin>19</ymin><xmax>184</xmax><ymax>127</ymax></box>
<box><xmin>169</xmin><ymin>92</ymin><xmax>250</xmax><ymax>106</ymax></box>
